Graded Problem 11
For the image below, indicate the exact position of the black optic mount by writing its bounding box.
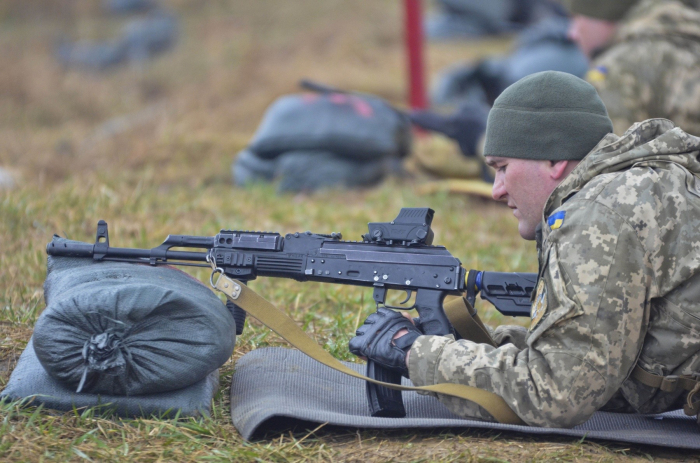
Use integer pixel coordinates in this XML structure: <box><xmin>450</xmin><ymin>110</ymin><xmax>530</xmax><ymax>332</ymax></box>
<box><xmin>362</xmin><ymin>208</ymin><xmax>435</xmax><ymax>246</ymax></box>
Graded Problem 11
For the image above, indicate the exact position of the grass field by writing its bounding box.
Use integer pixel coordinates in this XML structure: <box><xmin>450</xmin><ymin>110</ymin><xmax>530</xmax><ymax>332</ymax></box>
<box><xmin>0</xmin><ymin>1</ymin><xmax>697</xmax><ymax>461</ymax></box>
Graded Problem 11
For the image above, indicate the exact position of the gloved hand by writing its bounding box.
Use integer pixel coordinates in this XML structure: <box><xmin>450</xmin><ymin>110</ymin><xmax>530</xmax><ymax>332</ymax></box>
<box><xmin>348</xmin><ymin>307</ymin><xmax>422</xmax><ymax>378</ymax></box>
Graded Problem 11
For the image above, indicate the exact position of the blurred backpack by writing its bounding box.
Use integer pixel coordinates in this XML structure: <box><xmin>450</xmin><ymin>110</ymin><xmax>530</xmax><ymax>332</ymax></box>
<box><xmin>56</xmin><ymin>9</ymin><xmax>178</xmax><ymax>71</ymax></box>
<box><xmin>232</xmin><ymin>81</ymin><xmax>411</xmax><ymax>193</ymax></box>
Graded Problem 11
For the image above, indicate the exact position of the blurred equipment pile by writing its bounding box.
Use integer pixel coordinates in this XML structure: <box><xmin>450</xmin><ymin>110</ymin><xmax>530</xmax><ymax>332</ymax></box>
<box><xmin>233</xmin><ymin>85</ymin><xmax>412</xmax><ymax>193</ymax></box>
<box><xmin>431</xmin><ymin>15</ymin><xmax>588</xmax><ymax>107</ymax></box>
<box><xmin>410</xmin><ymin>11</ymin><xmax>588</xmax><ymax>184</ymax></box>
<box><xmin>56</xmin><ymin>1</ymin><xmax>178</xmax><ymax>71</ymax></box>
<box><xmin>426</xmin><ymin>0</ymin><xmax>567</xmax><ymax>39</ymax></box>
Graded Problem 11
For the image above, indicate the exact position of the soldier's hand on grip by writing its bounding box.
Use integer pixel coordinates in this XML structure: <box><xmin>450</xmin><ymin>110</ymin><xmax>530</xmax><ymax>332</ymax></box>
<box><xmin>349</xmin><ymin>307</ymin><xmax>422</xmax><ymax>378</ymax></box>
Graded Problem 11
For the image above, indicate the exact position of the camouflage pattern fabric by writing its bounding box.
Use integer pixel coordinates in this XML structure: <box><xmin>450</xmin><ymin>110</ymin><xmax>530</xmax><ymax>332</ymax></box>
<box><xmin>586</xmin><ymin>0</ymin><xmax>700</xmax><ymax>136</ymax></box>
<box><xmin>409</xmin><ymin>119</ymin><xmax>700</xmax><ymax>427</ymax></box>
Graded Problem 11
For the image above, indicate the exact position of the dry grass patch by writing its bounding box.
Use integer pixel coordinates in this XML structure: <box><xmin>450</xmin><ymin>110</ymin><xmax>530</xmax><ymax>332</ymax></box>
<box><xmin>0</xmin><ymin>1</ymin><xmax>695</xmax><ymax>461</ymax></box>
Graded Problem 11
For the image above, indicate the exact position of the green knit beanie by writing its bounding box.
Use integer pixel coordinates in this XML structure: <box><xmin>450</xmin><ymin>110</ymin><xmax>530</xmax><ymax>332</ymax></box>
<box><xmin>560</xmin><ymin>0</ymin><xmax>638</xmax><ymax>21</ymax></box>
<box><xmin>483</xmin><ymin>71</ymin><xmax>613</xmax><ymax>161</ymax></box>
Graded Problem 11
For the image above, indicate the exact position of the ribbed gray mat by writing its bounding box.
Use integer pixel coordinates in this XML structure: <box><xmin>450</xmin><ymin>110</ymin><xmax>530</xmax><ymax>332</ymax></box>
<box><xmin>231</xmin><ymin>347</ymin><xmax>700</xmax><ymax>448</ymax></box>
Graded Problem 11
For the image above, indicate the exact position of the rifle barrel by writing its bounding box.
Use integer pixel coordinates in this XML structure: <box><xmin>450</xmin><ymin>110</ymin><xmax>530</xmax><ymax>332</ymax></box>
<box><xmin>47</xmin><ymin>241</ymin><xmax>208</xmax><ymax>263</ymax></box>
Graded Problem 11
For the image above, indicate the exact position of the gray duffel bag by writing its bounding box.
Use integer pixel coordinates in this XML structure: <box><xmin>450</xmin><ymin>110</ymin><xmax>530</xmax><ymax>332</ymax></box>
<box><xmin>1</xmin><ymin>338</ymin><xmax>220</xmax><ymax>418</ymax></box>
<box><xmin>32</xmin><ymin>238</ymin><xmax>236</xmax><ymax>396</ymax></box>
<box><xmin>247</xmin><ymin>93</ymin><xmax>412</xmax><ymax>161</ymax></box>
<box><xmin>232</xmin><ymin>149</ymin><xmax>389</xmax><ymax>193</ymax></box>
<box><xmin>276</xmin><ymin>150</ymin><xmax>388</xmax><ymax>193</ymax></box>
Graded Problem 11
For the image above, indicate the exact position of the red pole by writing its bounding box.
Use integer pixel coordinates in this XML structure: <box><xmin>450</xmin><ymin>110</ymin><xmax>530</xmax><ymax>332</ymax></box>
<box><xmin>405</xmin><ymin>0</ymin><xmax>427</xmax><ymax>110</ymax></box>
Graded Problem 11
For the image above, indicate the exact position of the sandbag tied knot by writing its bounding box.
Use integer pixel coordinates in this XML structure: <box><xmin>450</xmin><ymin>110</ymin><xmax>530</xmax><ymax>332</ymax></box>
<box><xmin>76</xmin><ymin>331</ymin><xmax>130</xmax><ymax>393</ymax></box>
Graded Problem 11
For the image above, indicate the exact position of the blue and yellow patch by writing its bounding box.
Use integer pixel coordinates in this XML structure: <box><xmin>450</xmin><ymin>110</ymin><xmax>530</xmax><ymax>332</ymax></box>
<box><xmin>547</xmin><ymin>211</ymin><xmax>566</xmax><ymax>230</ymax></box>
<box><xmin>529</xmin><ymin>279</ymin><xmax>547</xmax><ymax>331</ymax></box>
<box><xmin>586</xmin><ymin>65</ymin><xmax>608</xmax><ymax>83</ymax></box>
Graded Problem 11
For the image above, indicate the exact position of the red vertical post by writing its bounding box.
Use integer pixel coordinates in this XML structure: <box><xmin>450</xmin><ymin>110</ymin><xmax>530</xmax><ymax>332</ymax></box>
<box><xmin>405</xmin><ymin>0</ymin><xmax>427</xmax><ymax>110</ymax></box>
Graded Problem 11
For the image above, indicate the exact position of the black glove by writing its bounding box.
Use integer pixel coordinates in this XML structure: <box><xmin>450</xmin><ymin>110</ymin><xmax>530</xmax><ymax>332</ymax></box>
<box><xmin>348</xmin><ymin>307</ymin><xmax>422</xmax><ymax>378</ymax></box>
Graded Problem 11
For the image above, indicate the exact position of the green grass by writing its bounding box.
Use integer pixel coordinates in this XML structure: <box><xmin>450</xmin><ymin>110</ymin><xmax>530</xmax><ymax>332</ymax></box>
<box><xmin>0</xmin><ymin>1</ymin><xmax>694</xmax><ymax>461</ymax></box>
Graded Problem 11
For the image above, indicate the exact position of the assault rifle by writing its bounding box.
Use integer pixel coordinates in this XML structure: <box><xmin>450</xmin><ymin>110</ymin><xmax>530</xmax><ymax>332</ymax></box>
<box><xmin>46</xmin><ymin>208</ymin><xmax>536</xmax><ymax>417</ymax></box>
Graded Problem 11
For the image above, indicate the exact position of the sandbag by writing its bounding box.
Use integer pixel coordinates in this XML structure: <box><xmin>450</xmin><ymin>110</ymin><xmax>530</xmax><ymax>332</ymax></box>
<box><xmin>56</xmin><ymin>12</ymin><xmax>178</xmax><ymax>71</ymax></box>
<box><xmin>33</xmin><ymin>237</ymin><xmax>236</xmax><ymax>396</ymax></box>
<box><xmin>247</xmin><ymin>93</ymin><xmax>412</xmax><ymax>161</ymax></box>
<box><xmin>276</xmin><ymin>150</ymin><xmax>388</xmax><ymax>193</ymax></box>
<box><xmin>232</xmin><ymin>149</ymin><xmax>390</xmax><ymax>193</ymax></box>
<box><xmin>427</xmin><ymin>0</ymin><xmax>546</xmax><ymax>39</ymax></box>
<box><xmin>1</xmin><ymin>338</ymin><xmax>218</xmax><ymax>418</ymax></box>
<box><xmin>231</xmin><ymin>148</ymin><xmax>277</xmax><ymax>186</ymax></box>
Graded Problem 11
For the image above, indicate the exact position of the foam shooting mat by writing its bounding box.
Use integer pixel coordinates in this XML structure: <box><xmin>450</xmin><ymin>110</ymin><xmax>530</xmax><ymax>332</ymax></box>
<box><xmin>230</xmin><ymin>347</ymin><xmax>700</xmax><ymax>448</ymax></box>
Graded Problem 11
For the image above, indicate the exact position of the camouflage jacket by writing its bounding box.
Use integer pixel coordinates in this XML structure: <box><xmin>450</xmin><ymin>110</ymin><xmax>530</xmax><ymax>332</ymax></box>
<box><xmin>587</xmin><ymin>0</ymin><xmax>700</xmax><ymax>136</ymax></box>
<box><xmin>408</xmin><ymin>119</ymin><xmax>700</xmax><ymax>427</ymax></box>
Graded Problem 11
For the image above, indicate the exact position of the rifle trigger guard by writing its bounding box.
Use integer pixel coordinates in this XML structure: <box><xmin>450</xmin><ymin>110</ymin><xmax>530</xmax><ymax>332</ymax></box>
<box><xmin>381</xmin><ymin>290</ymin><xmax>417</xmax><ymax>311</ymax></box>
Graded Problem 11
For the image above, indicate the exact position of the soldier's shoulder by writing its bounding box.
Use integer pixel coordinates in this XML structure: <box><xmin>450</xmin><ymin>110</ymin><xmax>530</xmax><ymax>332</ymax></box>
<box><xmin>580</xmin><ymin>166</ymin><xmax>659</xmax><ymax>202</ymax></box>
<box><xmin>563</xmin><ymin>166</ymin><xmax>676</xmax><ymax>234</ymax></box>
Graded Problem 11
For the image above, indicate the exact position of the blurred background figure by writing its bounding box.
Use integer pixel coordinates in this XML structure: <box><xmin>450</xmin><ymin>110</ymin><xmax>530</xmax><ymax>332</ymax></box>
<box><xmin>56</xmin><ymin>0</ymin><xmax>178</xmax><ymax>71</ymax></box>
<box><xmin>104</xmin><ymin>0</ymin><xmax>159</xmax><ymax>14</ymax></box>
<box><xmin>411</xmin><ymin>0</ymin><xmax>700</xmax><ymax>181</ymax></box>
<box><xmin>430</xmin><ymin>14</ymin><xmax>588</xmax><ymax>109</ymax></box>
<box><xmin>411</xmin><ymin>2</ymin><xmax>589</xmax><ymax>180</ymax></box>
<box><xmin>564</xmin><ymin>0</ymin><xmax>700</xmax><ymax>136</ymax></box>
<box><xmin>425</xmin><ymin>0</ymin><xmax>566</xmax><ymax>39</ymax></box>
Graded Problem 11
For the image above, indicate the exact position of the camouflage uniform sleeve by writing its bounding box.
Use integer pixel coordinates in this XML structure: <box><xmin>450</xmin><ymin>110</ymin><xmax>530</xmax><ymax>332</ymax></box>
<box><xmin>589</xmin><ymin>40</ymin><xmax>700</xmax><ymax>136</ymax></box>
<box><xmin>588</xmin><ymin>45</ymin><xmax>653</xmax><ymax>135</ymax></box>
<box><xmin>408</xmin><ymin>201</ymin><xmax>650</xmax><ymax>427</ymax></box>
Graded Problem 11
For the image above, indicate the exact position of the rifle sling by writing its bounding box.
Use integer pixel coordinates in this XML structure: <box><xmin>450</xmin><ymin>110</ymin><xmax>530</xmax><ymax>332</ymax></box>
<box><xmin>443</xmin><ymin>297</ymin><xmax>498</xmax><ymax>348</ymax></box>
<box><xmin>212</xmin><ymin>272</ymin><xmax>525</xmax><ymax>426</ymax></box>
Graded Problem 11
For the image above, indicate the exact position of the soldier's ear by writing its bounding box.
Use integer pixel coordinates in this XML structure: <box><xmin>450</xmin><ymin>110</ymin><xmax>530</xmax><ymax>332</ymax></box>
<box><xmin>548</xmin><ymin>160</ymin><xmax>573</xmax><ymax>181</ymax></box>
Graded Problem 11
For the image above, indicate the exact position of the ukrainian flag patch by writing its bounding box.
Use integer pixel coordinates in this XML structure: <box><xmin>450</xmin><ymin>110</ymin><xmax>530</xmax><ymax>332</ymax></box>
<box><xmin>586</xmin><ymin>65</ymin><xmax>608</xmax><ymax>83</ymax></box>
<box><xmin>547</xmin><ymin>211</ymin><xmax>566</xmax><ymax>230</ymax></box>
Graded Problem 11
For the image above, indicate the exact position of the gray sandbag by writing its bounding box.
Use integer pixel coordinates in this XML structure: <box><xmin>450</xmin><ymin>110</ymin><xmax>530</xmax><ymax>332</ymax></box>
<box><xmin>426</xmin><ymin>0</ymin><xmax>567</xmax><ymax>40</ymax></box>
<box><xmin>428</xmin><ymin>0</ymin><xmax>516</xmax><ymax>39</ymax></box>
<box><xmin>56</xmin><ymin>41</ymin><xmax>128</xmax><ymax>71</ymax></box>
<box><xmin>1</xmin><ymin>338</ymin><xmax>218</xmax><ymax>418</ymax></box>
<box><xmin>425</xmin><ymin>10</ymin><xmax>500</xmax><ymax>39</ymax></box>
<box><xmin>104</xmin><ymin>0</ymin><xmax>158</xmax><ymax>14</ymax></box>
<box><xmin>33</xmin><ymin>237</ymin><xmax>235</xmax><ymax>396</ymax></box>
<box><xmin>247</xmin><ymin>93</ymin><xmax>412</xmax><ymax>161</ymax></box>
<box><xmin>121</xmin><ymin>12</ymin><xmax>178</xmax><ymax>62</ymax></box>
<box><xmin>276</xmin><ymin>150</ymin><xmax>388</xmax><ymax>193</ymax></box>
<box><xmin>232</xmin><ymin>149</ymin><xmax>389</xmax><ymax>193</ymax></box>
<box><xmin>231</xmin><ymin>149</ymin><xmax>277</xmax><ymax>186</ymax></box>
<box><xmin>56</xmin><ymin>12</ymin><xmax>178</xmax><ymax>71</ymax></box>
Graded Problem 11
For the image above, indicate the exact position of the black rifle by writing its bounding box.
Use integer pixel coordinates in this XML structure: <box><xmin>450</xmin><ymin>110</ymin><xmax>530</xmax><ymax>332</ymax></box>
<box><xmin>46</xmin><ymin>208</ymin><xmax>535</xmax><ymax>417</ymax></box>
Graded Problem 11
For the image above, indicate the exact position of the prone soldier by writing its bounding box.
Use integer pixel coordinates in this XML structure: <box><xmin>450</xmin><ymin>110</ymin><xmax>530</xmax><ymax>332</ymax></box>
<box><xmin>350</xmin><ymin>71</ymin><xmax>700</xmax><ymax>427</ymax></box>
<box><xmin>565</xmin><ymin>0</ymin><xmax>700</xmax><ymax>136</ymax></box>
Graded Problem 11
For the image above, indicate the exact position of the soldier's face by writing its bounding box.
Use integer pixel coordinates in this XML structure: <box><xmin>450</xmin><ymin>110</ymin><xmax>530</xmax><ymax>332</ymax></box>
<box><xmin>567</xmin><ymin>15</ymin><xmax>618</xmax><ymax>59</ymax></box>
<box><xmin>486</xmin><ymin>157</ymin><xmax>562</xmax><ymax>240</ymax></box>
